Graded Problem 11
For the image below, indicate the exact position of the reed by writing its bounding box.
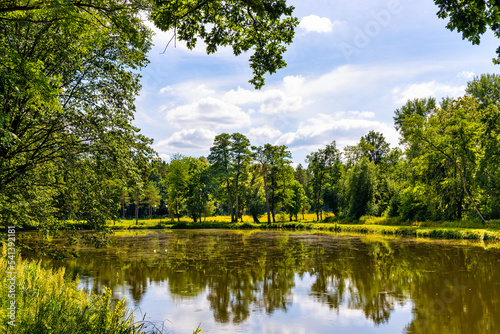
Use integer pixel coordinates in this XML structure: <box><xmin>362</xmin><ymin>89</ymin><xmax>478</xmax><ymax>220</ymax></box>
<box><xmin>0</xmin><ymin>253</ymin><xmax>150</xmax><ymax>333</ymax></box>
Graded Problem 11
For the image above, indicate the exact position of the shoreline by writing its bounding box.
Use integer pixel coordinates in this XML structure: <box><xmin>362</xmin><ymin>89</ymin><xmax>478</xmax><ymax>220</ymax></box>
<box><xmin>6</xmin><ymin>218</ymin><xmax>500</xmax><ymax>242</ymax></box>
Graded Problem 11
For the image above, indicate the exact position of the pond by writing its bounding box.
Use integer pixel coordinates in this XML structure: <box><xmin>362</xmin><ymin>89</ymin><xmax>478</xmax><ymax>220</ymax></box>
<box><xmin>23</xmin><ymin>230</ymin><xmax>500</xmax><ymax>333</ymax></box>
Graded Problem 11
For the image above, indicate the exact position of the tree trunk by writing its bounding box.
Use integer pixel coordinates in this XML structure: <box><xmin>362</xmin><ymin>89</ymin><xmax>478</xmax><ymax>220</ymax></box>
<box><xmin>263</xmin><ymin>168</ymin><xmax>271</xmax><ymax>224</ymax></box>
<box><xmin>226</xmin><ymin>178</ymin><xmax>234</xmax><ymax>223</ymax></box>
<box><xmin>235</xmin><ymin>173</ymin><xmax>239</xmax><ymax>223</ymax></box>
<box><xmin>135</xmin><ymin>192</ymin><xmax>139</xmax><ymax>225</ymax></box>
<box><xmin>122</xmin><ymin>197</ymin><xmax>125</xmax><ymax>220</ymax></box>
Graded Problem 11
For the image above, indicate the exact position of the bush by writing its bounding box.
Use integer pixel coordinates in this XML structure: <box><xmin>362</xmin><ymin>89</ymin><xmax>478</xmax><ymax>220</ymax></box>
<box><xmin>398</xmin><ymin>186</ymin><xmax>430</xmax><ymax>221</ymax></box>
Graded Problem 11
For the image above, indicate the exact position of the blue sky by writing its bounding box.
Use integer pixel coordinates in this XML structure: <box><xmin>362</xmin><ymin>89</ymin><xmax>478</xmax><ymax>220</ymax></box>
<box><xmin>134</xmin><ymin>0</ymin><xmax>499</xmax><ymax>165</ymax></box>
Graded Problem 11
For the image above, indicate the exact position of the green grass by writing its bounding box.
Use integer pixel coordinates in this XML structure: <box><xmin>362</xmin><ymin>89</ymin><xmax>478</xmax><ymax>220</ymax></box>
<box><xmin>124</xmin><ymin>219</ymin><xmax>500</xmax><ymax>241</ymax></box>
<box><xmin>104</xmin><ymin>213</ymin><xmax>321</xmax><ymax>229</ymax></box>
<box><xmin>0</xmin><ymin>247</ymin><xmax>183</xmax><ymax>333</ymax></box>
<box><xmin>0</xmin><ymin>258</ymin><xmax>139</xmax><ymax>333</ymax></box>
<box><xmin>17</xmin><ymin>214</ymin><xmax>500</xmax><ymax>242</ymax></box>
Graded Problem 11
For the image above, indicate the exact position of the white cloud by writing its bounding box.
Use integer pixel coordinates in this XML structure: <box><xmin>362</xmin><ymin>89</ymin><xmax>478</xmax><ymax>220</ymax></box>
<box><xmin>299</xmin><ymin>15</ymin><xmax>336</xmax><ymax>33</ymax></box>
<box><xmin>275</xmin><ymin>112</ymin><xmax>399</xmax><ymax>150</ymax></box>
<box><xmin>222</xmin><ymin>87</ymin><xmax>303</xmax><ymax>114</ymax></box>
<box><xmin>155</xmin><ymin>128</ymin><xmax>217</xmax><ymax>152</ymax></box>
<box><xmin>158</xmin><ymin>153</ymin><xmax>171</xmax><ymax>162</ymax></box>
<box><xmin>159</xmin><ymin>83</ymin><xmax>216</xmax><ymax>100</ymax></box>
<box><xmin>165</xmin><ymin>97</ymin><xmax>251</xmax><ymax>129</ymax></box>
<box><xmin>458</xmin><ymin>71</ymin><xmax>475</xmax><ymax>79</ymax></box>
<box><xmin>282</xmin><ymin>75</ymin><xmax>307</xmax><ymax>94</ymax></box>
<box><xmin>393</xmin><ymin>81</ymin><xmax>466</xmax><ymax>104</ymax></box>
<box><xmin>247</xmin><ymin>125</ymin><xmax>283</xmax><ymax>140</ymax></box>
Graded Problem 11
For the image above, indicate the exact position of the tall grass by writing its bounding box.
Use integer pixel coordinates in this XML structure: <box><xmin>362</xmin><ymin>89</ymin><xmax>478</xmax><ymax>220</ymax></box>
<box><xmin>0</xmin><ymin>252</ymin><xmax>149</xmax><ymax>333</ymax></box>
<box><xmin>104</xmin><ymin>213</ymin><xmax>321</xmax><ymax>229</ymax></box>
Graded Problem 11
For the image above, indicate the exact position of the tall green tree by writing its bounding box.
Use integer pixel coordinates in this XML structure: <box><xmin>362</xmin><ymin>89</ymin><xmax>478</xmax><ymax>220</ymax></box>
<box><xmin>185</xmin><ymin>157</ymin><xmax>212</xmax><ymax>223</ymax></box>
<box><xmin>252</xmin><ymin>143</ymin><xmax>293</xmax><ymax>224</ymax></box>
<box><xmin>288</xmin><ymin>179</ymin><xmax>306</xmax><ymax>221</ymax></box>
<box><xmin>394</xmin><ymin>95</ymin><xmax>488</xmax><ymax>222</ymax></box>
<box><xmin>466</xmin><ymin>74</ymin><xmax>500</xmax><ymax>218</ymax></box>
<box><xmin>262</xmin><ymin>144</ymin><xmax>292</xmax><ymax>223</ymax></box>
<box><xmin>0</xmin><ymin>0</ymin><xmax>297</xmax><ymax>226</ymax></box>
<box><xmin>165</xmin><ymin>154</ymin><xmax>188</xmax><ymax>222</ymax></box>
<box><xmin>359</xmin><ymin>131</ymin><xmax>390</xmax><ymax>164</ymax></box>
<box><xmin>230</xmin><ymin>133</ymin><xmax>251</xmax><ymax>222</ymax></box>
<box><xmin>144</xmin><ymin>182</ymin><xmax>161</xmax><ymax>219</ymax></box>
<box><xmin>120</xmin><ymin>187</ymin><xmax>130</xmax><ymax>220</ymax></box>
<box><xmin>306</xmin><ymin>142</ymin><xmax>342</xmax><ymax>220</ymax></box>
<box><xmin>347</xmin><ymin>157</ymin><xmax>376</xmax><ymax>219</ymax></box>
<box><xmin>246</xmin><ymin>164</ymin><xmax>267</xmax><ymax>224</ymax></box>
<box><xmin>208</xmin><ymin>134</ymin><xmax>234</xmax><ymax>221</ymax></box>
<box><xmin>0</xmin><ymin>0</ymin><xmax>153</xmax><ymax>226</ymax></box>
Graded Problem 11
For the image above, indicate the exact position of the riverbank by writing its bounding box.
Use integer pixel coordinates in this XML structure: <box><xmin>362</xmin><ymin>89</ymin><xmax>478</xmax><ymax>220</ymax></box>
<box><xmin>104</xmin><ymin>215</ymin><xmax>500</xmax><ymax>241</ymax></box>
<box><xmin>6</xmin><ymin>215</ymin><xmax>500</xmax><ymax>242</ymax></box>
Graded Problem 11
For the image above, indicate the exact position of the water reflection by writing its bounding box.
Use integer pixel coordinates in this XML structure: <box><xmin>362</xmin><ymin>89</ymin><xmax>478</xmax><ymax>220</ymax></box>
<box><xmin>23</xmin><ymin>230</ymin><xmax>500</xmax><ymax>333</ymax></box>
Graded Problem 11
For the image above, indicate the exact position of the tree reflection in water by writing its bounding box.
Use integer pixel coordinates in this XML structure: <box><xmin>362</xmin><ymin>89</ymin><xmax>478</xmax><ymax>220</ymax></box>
<box><xmin>23</xmin><ymin>230</ymin><xmax>500</xmax><ymax>333</ymax></box>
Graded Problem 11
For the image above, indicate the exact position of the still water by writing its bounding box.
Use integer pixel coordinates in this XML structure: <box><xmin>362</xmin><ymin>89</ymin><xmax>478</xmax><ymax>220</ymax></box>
<box><xmin>24</xmin><ymin>230</ymin><xmax>500</xmax><ymax>333</ymax></box>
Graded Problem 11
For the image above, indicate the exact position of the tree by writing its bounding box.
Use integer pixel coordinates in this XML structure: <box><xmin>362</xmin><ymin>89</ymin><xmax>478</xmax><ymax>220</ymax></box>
<box><xmin>347</xmin><ymin>157</ymin><xmax>376</xmax><ymax>219</ymax></box>
<box><xmin>252</xmin><ymin>145</ymin><xmax>272</xmax><ymax>224</ymax></box>
<box><xmin>150</xmin><ymin>0</ymin><xmax>298</xmax><ymax>88</ymax></box>
<box><xmin>294</xmin><ymin>164</ymin><xmax>308</xmax><ymax>187</ymax></box>
<box><xmin>0</xmin><ymin>0</ymin><xmax>297</xmax><ymax>226</ymax></box>
<box><xmin>208</xmin><ymin>134</ymin><xmax>234</xmax><ymax>222</ymax></box>
<box><xmin>359</xmin><ymin>131</ymin><xmax>390</xmax><ymax>164</ymax></box>
<box><xmin>306</xmin><ymin>142</ymin><xmax>342</xmax><ymax>220</ymax></box>
<box><xmin>434</xmin><ymin>0</ymin><xmax>500</xmax><ymax>63</ymax></box>
<box><xmin>185</xmin><ymin>157</ymin><xmax>212</xmax><ymax>223</ymax></box>
<box><xmin>260</xmin><ymin>144</ymin><xmax>292</xmax><ymax>223</ymax></box>
<box><xmin>395</xmin><ymin>95</ymin><xmax>488</xmax><ymax>223</ymax></box>
<box><xmin>466</xmin><ymin>74</ymin><xmax>500</xmax><ymax>218</ymax></box>
<box><xmin>269</xmin><ymin>145</ymin><xmax>294</xmax><ymax>220</ymax></box>
<box><xmin>120</xmin><ymin>187</ymin><xmax>130</xmax><ymax>220</ymax></box>
<box><xmin>246</xmin><ymin>164</ymin><xmax>267</xmax><ymax>224</ymax></box>
<box><xmin>209</xmin><ymin>133</ymin><xmax>252</xmax><ymax>222</ymax></box>
<box><xmin>165</xmin><ymin>154</ymin><xmax>188</xmax><ymax>222</ymax></box>
<box><xmin>230</xmin><ymin>133</ymin><xmax>251</xmax><ymax>222</ymax></box>
<box><xmin>0</xmin><ymin>0</ymin><xmax>154</xmax><ymax>227</ymax></box>
<box><xmin>144</xmin><ymin>182</ymin><xmax>161</xmax><ymax>219</ymax></box>
<box><xmin>344</xmin><ymin>131</ymin><xmax>390</xmax><ymax>166</ymax></box>
<box><xmin>288</xmin><ymin>180</ymin><xmax>306</xmax><ymax>221</ymax></box>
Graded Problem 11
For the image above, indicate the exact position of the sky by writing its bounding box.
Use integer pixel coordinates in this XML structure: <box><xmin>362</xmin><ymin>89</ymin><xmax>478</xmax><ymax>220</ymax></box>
<box><xmin>134</xmin><ymin>0</ymin><xmax>500</xmax><ymax>165</ymax></box>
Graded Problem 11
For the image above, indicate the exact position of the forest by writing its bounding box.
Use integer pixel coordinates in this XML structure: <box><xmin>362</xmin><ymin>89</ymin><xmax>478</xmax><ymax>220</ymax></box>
<box><xmin>116</xmin><ymin>73</ymin><xmax>500</xmax><ymax>226</ymax></box>
<box><xmin>4</xmin><ymin>74</ymin><xmax>498</xmax><ymax>228</ymax></box>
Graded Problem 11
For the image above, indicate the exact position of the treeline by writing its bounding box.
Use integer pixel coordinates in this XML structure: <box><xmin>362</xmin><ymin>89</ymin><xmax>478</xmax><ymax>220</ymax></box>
<box><xmin>3</xmin><ymin>74</ymin><xmax>500</xmax><ymax>227</ymax></box>
<box><xmin>118</xmin><ymin>74</ymin><xmax>500</xmax><ymax>224</ymax></box>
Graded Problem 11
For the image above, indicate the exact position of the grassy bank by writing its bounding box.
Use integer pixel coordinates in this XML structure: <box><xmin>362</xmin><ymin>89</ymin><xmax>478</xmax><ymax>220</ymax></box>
<box><xmin>102</xmin><ymin>215</ymin><xmax>500</xmax><ymax>241</ymax></box>
<box><xmin>8</xmin><ymin>214</ymin><xmax>500</xmax><ymax>242</ymax></box>
<box><xmin>0</xmin><ymin>251</ymin><xmax>155</xmax><ymax>333</ymax></box>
